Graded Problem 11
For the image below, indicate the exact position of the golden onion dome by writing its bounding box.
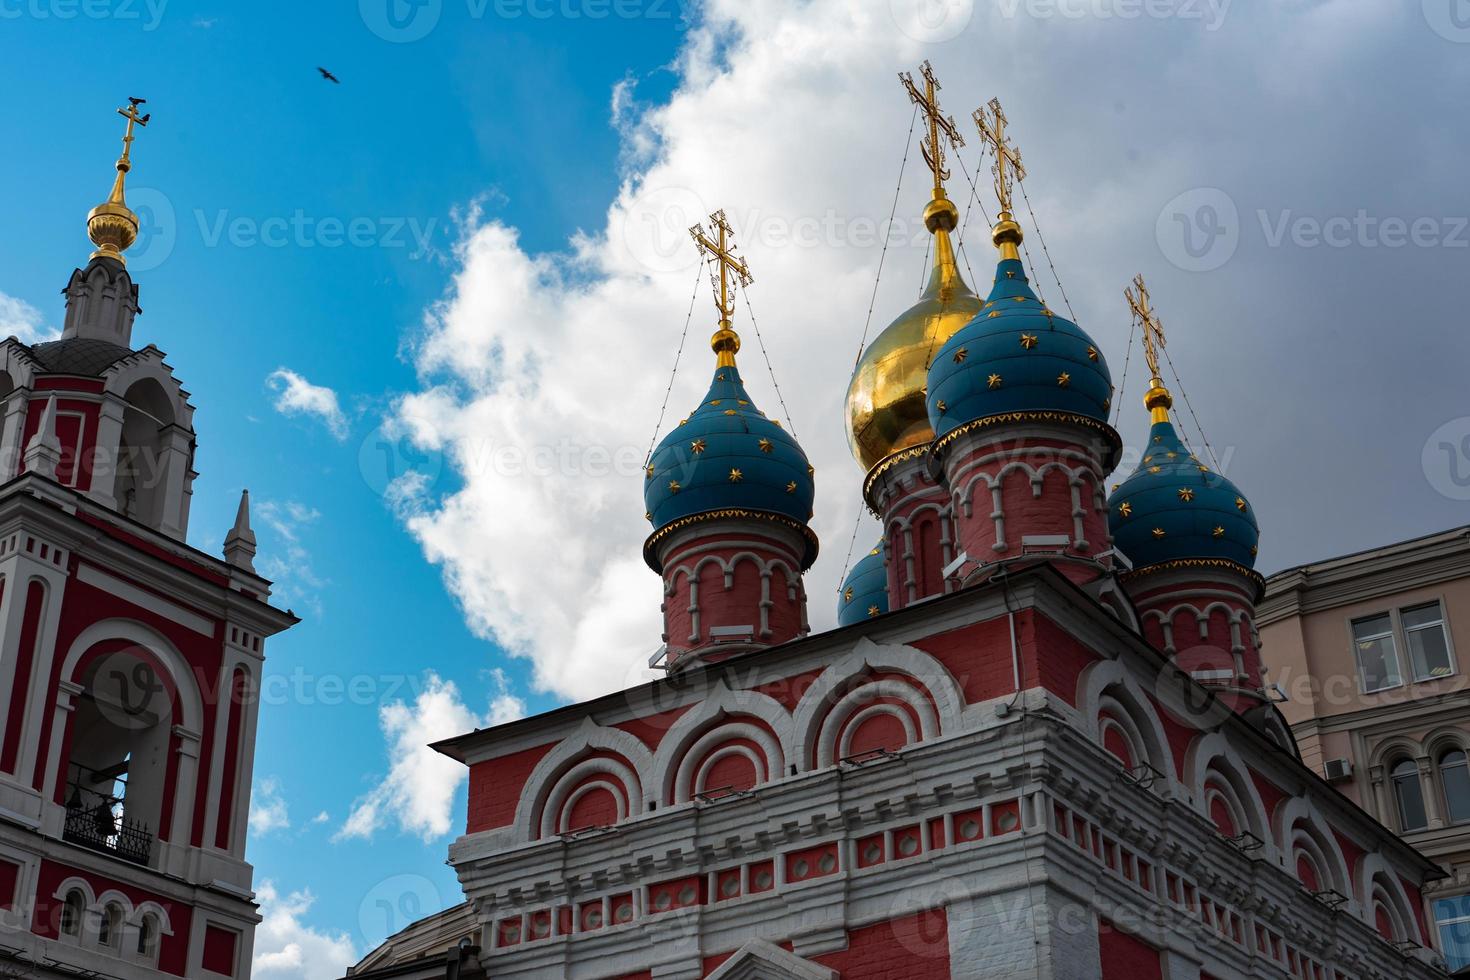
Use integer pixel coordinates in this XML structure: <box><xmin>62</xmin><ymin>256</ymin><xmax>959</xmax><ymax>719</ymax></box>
<box><xmin>845</xmin><ymin>196</ymin><xmax>982</xmax><ymax>473</ymax></box>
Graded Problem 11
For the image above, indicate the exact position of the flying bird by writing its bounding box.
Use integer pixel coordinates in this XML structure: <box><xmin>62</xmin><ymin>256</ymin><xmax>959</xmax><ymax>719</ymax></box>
<box><xmin>317</xmin><ymin>67</ymin><xmax>340</xmax><ymax>84</ymax></box>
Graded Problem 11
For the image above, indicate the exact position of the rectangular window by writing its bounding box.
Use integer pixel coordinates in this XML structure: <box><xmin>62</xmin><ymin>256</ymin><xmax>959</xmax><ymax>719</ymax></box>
<box><xmin>1352</xmin><ymin>614</ymin><xmax>1401</xmax><ymax>692</ymax></box>
<box><xmin>1403</xmin><ymin>601</ymin><xmax>1455</xmax><ymax>680</ymax></box>
<box><xmin>1434</xmin><ymin>894</ymin><xmax>1470</xmax><ymax>971</ymax></box>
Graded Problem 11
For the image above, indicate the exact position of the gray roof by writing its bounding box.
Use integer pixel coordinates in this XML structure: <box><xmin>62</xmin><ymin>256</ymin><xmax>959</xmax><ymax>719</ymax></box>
<box><xmin>27</xmin><ymin>337</ymin><xmax>134</xmax><ymax>376</ymax></box>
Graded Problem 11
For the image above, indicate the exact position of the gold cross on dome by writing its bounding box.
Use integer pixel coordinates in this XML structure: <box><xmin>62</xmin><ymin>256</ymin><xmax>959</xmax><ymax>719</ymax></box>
<box><xmin>973</xmin><ymin>98</ymin><xmax>1026</xmax><ymax>216</ymax></box>
<box><xmin>690</xmin><ymin>209</ymin><xmax>752</xmax><ymax>326</ymax></box>
<box><xmin>1125</xmin><ymin>273</ymin><xmax>1167</xmax><ymax>382</ymax></box>
<box><xmin>899</xmin><ymin>61</ymin><xmax>965</xmax><ymax>199</ymax></box>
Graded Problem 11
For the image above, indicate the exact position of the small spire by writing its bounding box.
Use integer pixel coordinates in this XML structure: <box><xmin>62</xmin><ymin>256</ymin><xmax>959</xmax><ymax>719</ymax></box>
<box><xmin>689</xmin><ymin>209</ymin><xmax>753</xmax><ymax>368</ymax></box>
<box><xmin>973</xmin><ymin>98</ymin><xmax>1027</xmax><ymax>262</ymax></box>
<box><xmin>1125</xmin><ymin>274</ymin><xmax>1174</xmax><ymax>424</ymax></box>
<box><xmin>223</xmin><ymin>489</ymin><xmax>258</xmax><ymax>573</ymax></box>
<box><xmin>23</xmin><ymin>396</ymin><xmax>63</xmax><ymax>480</ymax></box>
<box><xmin>87</xmin><ymin>97</ymin><xmax>151</xmax><ymax>265</ymax></box>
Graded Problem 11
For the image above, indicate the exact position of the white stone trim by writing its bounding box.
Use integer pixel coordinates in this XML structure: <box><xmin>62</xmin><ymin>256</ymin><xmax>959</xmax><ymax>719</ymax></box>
<box><xmin>76</xmin><ymin>564</ymin><xmax>213</xmax><ymax>636</ymax></box>
<box><xmin>511</xmin><ymin>719</ymin><xmax>653</xmax><ymax>844</ymax></box>
<box><xmin>704</xmin><ymin>939</ymin><xmax>837</xmax><ymax>979</ymax></box>
<box><xmin>651</xmin><ymin>681</ymin><xmax>792</xmax><ymax>804</ymax></box>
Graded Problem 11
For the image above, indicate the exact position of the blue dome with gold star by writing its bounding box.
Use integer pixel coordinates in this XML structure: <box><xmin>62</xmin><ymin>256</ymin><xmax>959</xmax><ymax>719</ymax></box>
<box><xmin>1107</xmin><ymin>418</ymin><xmax>1258</xmax><ymax>573</ymax></box>
<box><xmin>643</xmin><ymin>363</ymin><xmax>816</xmax><ymax>570</ymax></box>
<box><xmin>837</xmin><ymin>539</ymin><xmax>888</xmax><ymax>626</ymax></box>
<box><xmin>926</xmin><ymin>258</ymin><xmax>1115</xmax><ymax>450</ymax></box>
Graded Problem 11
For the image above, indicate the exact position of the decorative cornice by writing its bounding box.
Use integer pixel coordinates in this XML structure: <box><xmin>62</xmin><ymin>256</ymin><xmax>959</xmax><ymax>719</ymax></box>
<box><xmin>1121</xmin><ymin>557</ymin><xmax>1266</xmax><ymax>600</ymax></box>
<box><xmin>644</xmin><ymin>508</ymin><xmax>818</xmax><ymax>573</ymax></box>
<box><xmin>931</xmin><ymin>410</ymin><xmax>1123</xmax><ymax>470</ymax></box>
<box><xmin>861</xmin><ymin>443</ymin><xmax>936</xmax><ymax>512</ymax></box>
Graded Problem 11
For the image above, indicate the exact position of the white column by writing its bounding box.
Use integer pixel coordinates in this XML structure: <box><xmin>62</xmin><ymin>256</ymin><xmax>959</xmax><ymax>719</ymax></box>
<box><xmin>167</xmin><ymin>726</ymin><xmax>201</xmax><ymax>847</ymax></box>
<box><xmin>156</xmin><ymin>426</ymin><xmax>194</xmax><ymax>540</ymax></box>
<box><xmin>87</xmin><ymin>397</ymin><xmax>127</xmax><ymax>511</ymax></box>
<box><xmin>0</xmin><ymin>391</ymin><xmax>30</xmax><ymax>481</ymax></box>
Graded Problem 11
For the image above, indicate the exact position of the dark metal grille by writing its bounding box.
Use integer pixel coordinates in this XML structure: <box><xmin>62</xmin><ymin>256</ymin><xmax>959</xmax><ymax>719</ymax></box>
<box><xmin>62</xmin><ymin>800</ymin><xmax>152</xmax><ymax>865</ymax></box>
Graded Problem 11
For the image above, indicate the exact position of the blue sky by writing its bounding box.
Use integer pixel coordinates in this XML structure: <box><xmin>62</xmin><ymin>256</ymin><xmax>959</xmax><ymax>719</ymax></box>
<box><xmin>7</xmin><ymin>1</ymin><xmax>1470</xmax><ymax>975</ymax></box>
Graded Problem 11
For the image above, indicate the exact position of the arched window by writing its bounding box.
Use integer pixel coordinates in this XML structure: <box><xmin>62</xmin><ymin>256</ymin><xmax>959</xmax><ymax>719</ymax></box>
<box><xmin>137</xmin><ymin>913</ymin><xmax>159</xmax><ymax>958</ymax></box>
<box><xmin>98</xmin><ymin>903</ymin><xmax>123</xmax><ymax>948</ymax></box>
<box><xmin>1440</xmin><ymin>749</ymin><xmax>1470</xmax><ymax>824</ymax></box>
<box><xmin>1392</xmin><ymin>758</ymin><xmax>1428</xmax><ymax>831</ymax></box>
<box><xmin>60</xmin><ymin>890</ymin><xmax>85</xmax><ymax>938</ymax></box>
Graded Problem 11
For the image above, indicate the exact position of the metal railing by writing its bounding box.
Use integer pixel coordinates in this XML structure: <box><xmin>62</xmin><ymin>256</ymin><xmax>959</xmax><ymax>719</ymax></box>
<box><xmin>61</xmin><ymin>781</ymin><xmax>152</xmax><ymax>865</ymax></box>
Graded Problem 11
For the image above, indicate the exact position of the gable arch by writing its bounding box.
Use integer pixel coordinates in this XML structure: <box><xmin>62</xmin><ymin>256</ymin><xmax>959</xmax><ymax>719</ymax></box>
<box><xmin>650</xmin><ymin>682</ymin><xmax>792</xmax><ymax>805</ymax></box>
<box><xmin>58</xmin><ymin>618</ymin><xmax>204</xmax><ymax>732</ymax></box>
<box><xmin>791</xmin><ymin>637</ymin><xmax>965</xmax><ymax>771</ymax></box>
<box><xmin>1184</xmin><ymin>733</ymin><xmax>1272</xmax><ymax>848</ymax></box>
<box><xmin>1077</xmin><ymin>660</ymin><xmax>1175</xmax><ymax>781</ymax></box>
<box><xmin>511</xmin><ymin>719</ymin><xmax>654</xmax><ymax>843</ymax></box>
<box><xmin>1272</xmin><ymin>797</ymin><xmax>1351</xmax><ymax>899</ymax></box>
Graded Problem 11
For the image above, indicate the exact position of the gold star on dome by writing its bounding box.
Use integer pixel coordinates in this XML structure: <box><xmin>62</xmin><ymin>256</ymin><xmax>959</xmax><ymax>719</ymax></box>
<box><xmin>678</xmin><ymin>418</ymin><xmax>688</xmax><ymax>426</ymax></box>
<box><xmin>937</xmin><ymin>400</ymin><xmax>948</xmax><ymax>413</ymax></box>
<box><xmin>786</xmin><ymin>481</ymin><xmax>798</xmax><ymax>493</ymax></box>
<box><xmin>1020</xmin><ymin>333</ymin><xmax>1038</xmax><ymax>349</ymax></box>
<box><xmin>988</xmin><ymin>311</ymin><xmax>1002</xmax><ymax>319</ymax></box>
<box><xmin>806</xmin><ymin>464</ymin><xmax>815</xmax><ymax>477</ymax></box>
<box><xmin>709</xmin><ymin>399</ymin><xmax>722</xmax><ymax>406</ymax></box>
<box><xmin>1086</xmin><ymin>346</ymin><xmax>1099</xmax><ymax>362</ymax></box>
<box><xmin>1013</xmin><ymin>296</ymin><xmax>1028</xmax><ymax>302</ymax></box>
<box><xmin>668</xmin><ymin>480</ymin><xmax>681</xmax><ymax>493</ymax></box>
<box><xmin>1005</xmin><ymin>270</ymin><xmax>1016</xmax><ymax>279</ymax></box>
<box><xmin>953</xmin><ymin>347</ymin><xmax>969</xmax><ymax>364</ymax></box>
<box><xmin>1103</xmin><ymin>397</ymin><xmax>1111</xmax><ymax>413</ymax></box>
<box><xmin>723</xmin><ymin>409</ymin><xmax>738</xmax><ymax>416</ymax></box>
<box><xmin>1213</xmin><ymin>526</ymin><xmax>1225</xmax><ymax>538</ymax></box>
<box><xmin>1235</xmin><ymin>497</ymin><xmax>1247</xmax><ymax>512</ymax></box>
<box><xmin>843</xmin><ymin>586</ymin><xmax>854</xmax><ymax>602</ymax></box>
<box><xmin>691</xmin><ymin>438</ymin><xmax>706</xmax><ymax>454</ymax></box>
<box><xmin>1166</xmin><ymin>451</ymin><xmax>1177</xmax><ymax>459</ymax></box>
<box><xmin>1143</xmin><ymin>456</ymin><xmax>1153</xmax><ymax>464</ymax></box>
<box><xmin>868</xmin><ymin>605</ymin><xmax>881</xmax><ymax>617</ymax></box>
<box><xmin>1118</xmin><ymin>501</ymin><xmax>1133</xmax><ymax>517</ymax></box>
<box><xmin>1041</xmin><ymin>309</ymin><xmax>1054</xmax><ymax>318</ymax></box>
<box><xmin>771</xmin><ymin>419</ymin><xmax>782</xmax><ymax>428</ymax></box>
<box><xmin>869</xmin><ymin>546</ymin><xmax>881</xmax><ymax>556</ymax></box>
<box><xmin>1177</xmin><ymin>488</ymin><xmax>1195</xmax><ymax>501</ymax></box>
<box><xmin>1152</xmin><ymin>528</ymin><xmax>1166</xmax><ymax>538</ymax></box>
<box><xmin>1057</xmin><ymin>372</ymin><xmax>1071</xmax><ymax>387</ymax></box>
<box><xmin>645</xmin><ymin>511</ymin><xmax>652</xmax><ymax>520</ymax></box>
<box><xmin>1198</xmin><ymin>465</ymin><xmax>1210</xmax><ymax>473</ymax></box>
<box><xmin>988</xmin><ymin>373</ymin><xmax>1003</xmax><ymax>389</ymax></box>
<box><xmin>1148</xmin><ymin>465</ymin><xmax>1162</xmax><ymax>474</ymax></box>
<box><xmin>645</xmin><ymin>463</ymin><xmax>655</xmax><ymax>479</ymax></box>
<box><xmin>717</xmin><ymin>373</ymin><xmax>727</xmax><ymax>381</ymax></box>
<box><xmin>757</xmin><ymin>438</ymin><xmax>773</xmax><ymax>453</ymax></box>
<box><xmin>728</xmin><ymin>468</ymin><xmax>743</xmax><ymax>483</ymax></box>
<box><xmin>738</xmin><ymin>399</ymin><xmax>749</xmax><ymax>406</ymax></box>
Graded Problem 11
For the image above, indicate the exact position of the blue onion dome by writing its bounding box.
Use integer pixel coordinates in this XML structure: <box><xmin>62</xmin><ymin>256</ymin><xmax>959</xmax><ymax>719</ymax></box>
<box><xmin>643</xmin><ymin>333</ymin><xmax>817</xmax><ymax>572</ymax></box>
<box><xmin>1107</xmin><ymin>390</ymin><xmax>1260</xmax><ymax>579</ymax></box>
<box><xmin>837</xmin><ymin>540</ymin><xmax>889</xmax><ymax>626</ymax></box>
<box><xmin>926</xmin><ymin>250</ymin><xmax>1119</xmax><ymax>465</ymax></box>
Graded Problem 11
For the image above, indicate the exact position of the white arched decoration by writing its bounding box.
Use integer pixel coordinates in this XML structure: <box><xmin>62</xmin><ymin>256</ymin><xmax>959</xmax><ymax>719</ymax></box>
<box><xmin>101</xmin><ymin>352</ymin><xmax>192</xmax><ymax>424</ymax></box>
<box><xmin>52</xmin><ymin>876</ymin><xmax>97</xmax><ymax>942</ymax></box>
<box><xmin>1358</xmin><ymin>852</ymin><xmax>1421</xmax><ymax>943</ymax></box>
<box><xmin>1077</xmin><ymin>660</ymin><xmax>1176</xmax><ymax>781</ymax></box>
<box><xmin>1139</xmin><ymin>600</ymin><xmax>1247</xmax><ymax>664</ymax></box>
<box><xmin>650</xmin><ymin>681</ymin><xmax>792</xmax><ymax>805</ymax></box>
<box><xmin>1184</xmin><ymin>734</ymin><xmax>1271</xmax><ymax>848</ymax></box>
<box><xmin>884</xmin><ymin>500</ymin><xmax>955</xmax><ymax>606</ymax></box>
<box><xmin>130</xmin><ymin>899</ymin><xmax>173</xmax><ymax>961</ymax></box>
<box><xmin>791</xmin><ymin>637</ymin><xmax>965</xmax><ymax>771</ymax></box>
<box><xmin>663</xmin><ymin>551</ymin><xmax>802</xmax><ymax>642</ymax></box>
<box><xmin>1272</xmin><ymin>797</ymin><xmax>1352</xmax><ymax>900</ymax></box>
<box><xmin>948</xmin><ymin>447</ymin><xmax>1105</xmax><ymax>553</ymax></box>
<box><xmin>511</xmin><ymin>718</ymin><xmax>654</xmax><ymax>844</ymax></box>
<box><xmin>45</xmin><ymin>618</ymin><xmax>207</xmax><ymax>847</ymax></box>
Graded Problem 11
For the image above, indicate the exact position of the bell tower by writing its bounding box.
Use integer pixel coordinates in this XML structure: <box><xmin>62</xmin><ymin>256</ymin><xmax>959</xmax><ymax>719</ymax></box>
<box><xmin>0</xmin><ymin>100</ymin><xmax>296</xmax><ymax>979</ymax></box>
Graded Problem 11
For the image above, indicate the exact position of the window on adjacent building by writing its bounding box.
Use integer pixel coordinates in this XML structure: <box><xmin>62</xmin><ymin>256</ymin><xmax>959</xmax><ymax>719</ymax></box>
<box><xmin>1404</xmin><ymin>602</ymin><xmax>1455</xmax><ymax>680</ymax></box>
<box><xmin>1435</xmin><ymin>894</ymin><xmax>1470</xmax><ymax>971</ymax></box>
<box><xmin>1392</xmin><ymin>758</ymin><xmax>1429</xmax><ymax>831</ymax></box>
<box><xmin>1442</xmin><ymin>749</ymin><xmax>1470</xmax><ymax>824</ymax></box>
<box><xmin>1352</xmin><ymin>614</ymin><xmax>1401</xmax><ymax>692</ymax></box>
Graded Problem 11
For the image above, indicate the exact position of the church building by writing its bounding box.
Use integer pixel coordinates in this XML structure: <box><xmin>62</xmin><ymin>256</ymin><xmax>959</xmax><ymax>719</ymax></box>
<box><xmin>347</xmin><ymin>66</ymin><xmax>1449</xmax><ymax>980</ymax></box>
<box><xmin>0</xmin><ymin>101</ymin><xmax>296</xmax><ymax>978</ymax></box>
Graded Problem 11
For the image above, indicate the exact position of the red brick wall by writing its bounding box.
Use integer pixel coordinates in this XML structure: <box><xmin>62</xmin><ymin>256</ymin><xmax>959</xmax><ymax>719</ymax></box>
<box><xmin>466</xmin><ymin>742</ymin><xmax>555</xmax><ymax>833</ymax></box>
<box><xmin>1098</xmin><ymin>921</ymin><xmax>1163</xmax><ymax>980</ymax></box>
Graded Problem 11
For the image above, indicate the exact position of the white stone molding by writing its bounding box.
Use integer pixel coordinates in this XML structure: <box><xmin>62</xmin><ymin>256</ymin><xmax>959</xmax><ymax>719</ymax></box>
<box><xmin>651</xmin><ymin>682</ymin><xmax>792</xmax><ymax>805</ymax></box>
<box><xmin>1271</xmin><ymin>796</ymin><xmax>1353</xmax><ymax>903</ymax></box>
<box><xmin>791</xmin><ymin>637</ymin><xmax>964</xmax><ymax>771</ymax></box>
<box><xmin>704</xmin><ymin>939</ymin><xmax>837</xmax><ymax>979</ymax></box>
<box><xmin>1078</xmin><ymin>660</ymin><xmax>1176</xmax><ymax>782</ymax></box>
<box><xmin>1184</xmin><ymin>733</ymin><xmax>1272</xmax><ymax>850</ymax></box>
<box><xmin>511</xmin><ymin>718</ymin><xmax>654</xmax><ymax>844</ymax></box>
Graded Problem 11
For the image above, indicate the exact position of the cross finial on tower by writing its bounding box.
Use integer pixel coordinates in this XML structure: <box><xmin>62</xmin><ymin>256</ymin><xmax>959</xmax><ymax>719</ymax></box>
<box><xmin>899</xmin><ymin>61</ymin><xmax>965</xmax><ymax>202</ymax></box>
<box><xmin>973</xmin><ymin>98</ymin><xmax>1026</xmax><ymax>218</ymax></box>
<box><xmin>1125</xmin><ymin>273</ymin><xmax>1174</xmax><ymax>422</ymax></box>
<box><xmin>88</xmin><ymin>97</ymin><xmax>152</xmax><ymax>264</ymax></box>
<box><xmin>689</xmin><ymin>210</ymin><xmax>753</xmax><ymax>368</ymax></box>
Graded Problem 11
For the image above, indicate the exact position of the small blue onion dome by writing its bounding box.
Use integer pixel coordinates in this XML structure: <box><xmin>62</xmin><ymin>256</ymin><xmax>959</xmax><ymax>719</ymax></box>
<box><xmin>1107</xmin><ymin>417</ymin><xmax>1259</xmax><ymax>573</ymax></box>
<box><xmin>643</xmin><ymin>363</ymin><xmax>817</xmax><ymax>571</ymax></box>
<box><xmin>926</xmin><ymin>257</ymin><xmax>1116</xmax><ymax>455</ymax></box>
<box><xmin>837</xmin><ymin>540</ymin><xmax>889</xmax><ymax>625</ymax></box>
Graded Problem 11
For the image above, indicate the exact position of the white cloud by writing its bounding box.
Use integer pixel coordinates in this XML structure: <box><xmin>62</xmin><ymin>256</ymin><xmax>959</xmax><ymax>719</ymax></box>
<box><xmin>338</xmin><ymin>671</ymin><xmax>525</xmax><ymax>842</ymax></box>
<box><xmin>388</xmin><ymin>1</ymin><xmax>1451</xmax><ymax>705</ymax></box>
<box><xmin>249</xmin><ymin>777</ymin><xmax>290</xmax><ymax>836</ymax></box>
<box><xmin>256</xmin><ymin>500</ymin><xmax>327</xmax><ymax>619</ymax></box>
<box><xmin>267</xmin><ymin>368</ymin><xmax>348</xmax><ymax>440</ymax></box>
<box><xmin>252</xmin><ymin>881</ymin><xmax>356</xmax><ymax>980</ymax></box>
<box><xmin>0</xmin><ymin>291</ymin><xmax>58</xmax><ymax>345</ymax></box>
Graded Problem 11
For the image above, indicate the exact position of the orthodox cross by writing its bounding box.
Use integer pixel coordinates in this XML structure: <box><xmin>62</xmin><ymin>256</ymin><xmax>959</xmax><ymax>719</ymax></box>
<box><xmin>1125</xmin><ymin>273</ymin><xmax>1167</xmax><ymax>381</ymax></box>
<box><xmin>973</xmin><ymin>98</ymin><xmax>1025</xmax><ymax>216</ymax></box>
<box><xmin>689</xmin><ymin>209</ymin><xmax>752</xmax><ymax>329</ymax></box>
<box><xmin>115</xmin><ymin>97</ymin><xmax>151</xmax><ymax>170</ymax></box>
<box><xmin>899</xmin><ymin>61</ymin><xmax>965</xmax><ymax>199</ymax></box>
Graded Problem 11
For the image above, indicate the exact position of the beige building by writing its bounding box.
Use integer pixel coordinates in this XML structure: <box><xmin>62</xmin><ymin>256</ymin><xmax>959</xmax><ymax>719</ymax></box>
<box><xmin>1260</xmin><ymin>525</ymin><xmax>1470</xmax><ymax>970</ymax></box>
